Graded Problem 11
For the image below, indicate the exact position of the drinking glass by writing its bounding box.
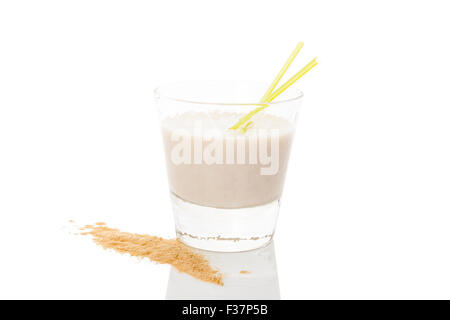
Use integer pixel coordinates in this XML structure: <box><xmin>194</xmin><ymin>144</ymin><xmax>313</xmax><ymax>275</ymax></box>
<box><xmin>154</xmin><ymin>81</ymin><xmax>302</xmax><ymax>252</ymax></box>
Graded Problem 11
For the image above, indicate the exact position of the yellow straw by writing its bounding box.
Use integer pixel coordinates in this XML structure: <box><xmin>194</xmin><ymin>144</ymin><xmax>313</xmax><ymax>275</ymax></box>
<box><xmin>229</xmin><ymin>105</ymin><xmax>268</xmax><ymax>130</ymax></box>
<box><xmin>229</xmin><ymin>57</ymin><xmax>318</xmax><ymax>131</ymax></box>
<box><xmin>239</xmin><ymin>120</ymin><xmax>254</xmax><ymax>133</ymax></box>
<box><xmin>260</xmin><ymin>42</ymin><xmax>304</xmax><ymax>102</ymax></box>
<box><xmin>229</xmin><ymin>42</ymin><xmax>304</xmax><ymax>131</ymax></box>
<box><xmin>265</xmin><ymin>57</ymin><xmax>318</xmax><ymax>102</ymax></box>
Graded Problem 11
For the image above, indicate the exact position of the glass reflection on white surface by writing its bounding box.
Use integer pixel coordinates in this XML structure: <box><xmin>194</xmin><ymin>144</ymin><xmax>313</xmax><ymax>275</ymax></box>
<box><xmin>166</xmin><ymin>241</ymin><xmax>280</xmax><ymax>300</ymax></box>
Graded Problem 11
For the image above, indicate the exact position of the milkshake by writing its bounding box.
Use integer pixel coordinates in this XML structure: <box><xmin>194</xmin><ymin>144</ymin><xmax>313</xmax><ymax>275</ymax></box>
<box><xmin>161</xmin><ymin>112</ymin><xmax>294</xmax><ymax>209</ymax></box>
<box><xmin>155</xmin><ymin>81</ymin><xmax>303</xmax><ymax>252</ymax></box>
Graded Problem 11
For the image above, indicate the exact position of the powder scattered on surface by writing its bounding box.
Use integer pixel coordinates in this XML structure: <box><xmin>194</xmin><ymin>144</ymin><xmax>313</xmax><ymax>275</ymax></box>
<box><xmin>74</xmin><ymin>222</ymin><xmax>223</xmax><ymax>286</ymax></box>
<box><xmin>240</xmin><ymin>270</ymin><xmax>250</xmax><ymax>274</ymax></box>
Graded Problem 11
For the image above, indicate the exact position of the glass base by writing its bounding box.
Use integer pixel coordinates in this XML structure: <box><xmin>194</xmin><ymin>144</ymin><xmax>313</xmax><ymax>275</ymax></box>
<box><xmin>170</xmin><ymin>193</ymin><xmax>280</xmax><ymax>252</ymax></box>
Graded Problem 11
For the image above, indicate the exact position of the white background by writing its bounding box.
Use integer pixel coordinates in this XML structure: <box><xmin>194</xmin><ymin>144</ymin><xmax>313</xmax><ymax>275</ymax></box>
<box><xmin>1</xmin><ymin>0</ymin><xmax>449</xmax><ymax>299</ymax></box>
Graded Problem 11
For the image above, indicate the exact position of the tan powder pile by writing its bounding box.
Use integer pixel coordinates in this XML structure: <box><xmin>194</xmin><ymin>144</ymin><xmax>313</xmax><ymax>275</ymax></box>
<box><xmin>75</xmin><ymin>222</ymin><xmax>223</xmax><ymax>286</ymax></box>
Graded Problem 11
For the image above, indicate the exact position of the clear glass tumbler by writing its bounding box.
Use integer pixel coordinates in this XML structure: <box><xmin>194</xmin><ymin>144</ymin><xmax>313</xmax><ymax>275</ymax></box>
<box><xmin>154</xmin><ymin>81</ymin><xmax>302</xmax><ymax>252</ymax></box>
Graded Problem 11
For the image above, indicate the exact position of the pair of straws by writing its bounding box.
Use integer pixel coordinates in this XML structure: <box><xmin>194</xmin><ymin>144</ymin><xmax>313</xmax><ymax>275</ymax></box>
<box><xmin>229</xmin><ymin>42</ymin><xmax>318</xmax><ymax>132</ymax></box>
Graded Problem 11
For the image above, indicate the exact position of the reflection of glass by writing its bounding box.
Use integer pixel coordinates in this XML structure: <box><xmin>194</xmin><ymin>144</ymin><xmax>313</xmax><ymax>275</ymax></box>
<box><xmin>166</xmin><ymin>242</ymin><xmax>280</xmax><ymax>300</ymax></box>
<box><xmin>155</xmin><ymin>81</ymin><xmax>302</xmax><ymax>252</ymax></box>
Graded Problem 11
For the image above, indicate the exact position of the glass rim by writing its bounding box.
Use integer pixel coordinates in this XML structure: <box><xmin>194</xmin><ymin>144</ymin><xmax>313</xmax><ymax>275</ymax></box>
<box><xmin>154</xmin><ymin>81</ymin><xmax>304</xmax><ymax>106</ymax></box>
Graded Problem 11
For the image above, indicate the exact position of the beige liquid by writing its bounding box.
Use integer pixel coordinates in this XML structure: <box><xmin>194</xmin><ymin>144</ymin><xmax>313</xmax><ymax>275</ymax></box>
<box><xmin>161</xmin><ymin>112</ymin><xmax>294</xmax><ymax>209</ymax></box>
